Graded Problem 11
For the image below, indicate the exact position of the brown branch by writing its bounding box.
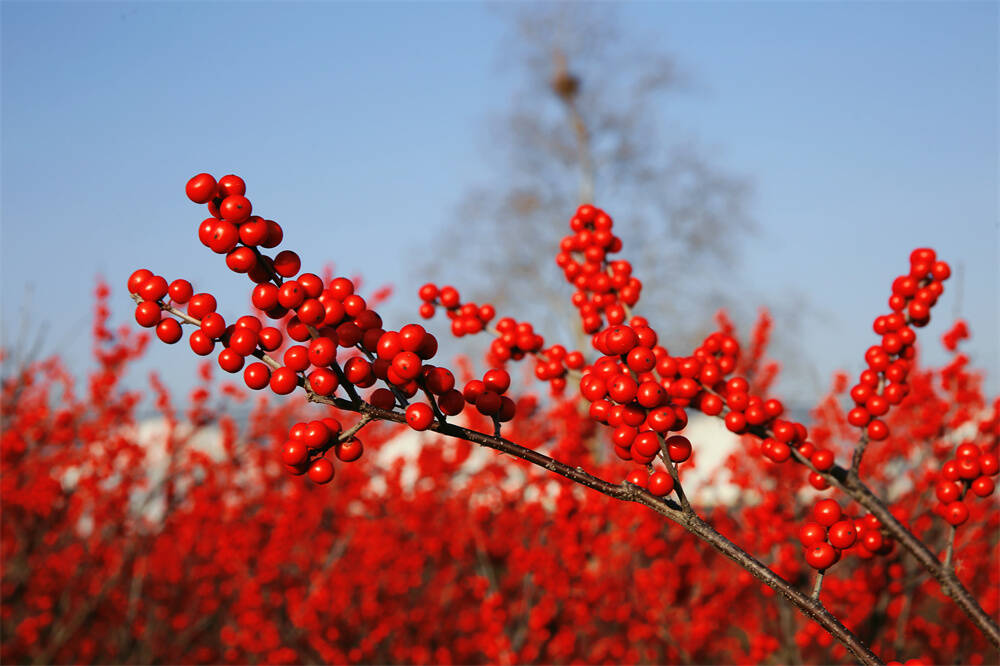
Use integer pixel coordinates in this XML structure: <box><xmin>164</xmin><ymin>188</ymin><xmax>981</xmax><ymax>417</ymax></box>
<box><xmin>804</xmin><ymin>450</ymin><xmax>999</xmax><ymax>647</ymax></box>
<box><xmin>303</xmin><ymin>391</ymin><xmax>882</xmax><ymax>666</ymax></box>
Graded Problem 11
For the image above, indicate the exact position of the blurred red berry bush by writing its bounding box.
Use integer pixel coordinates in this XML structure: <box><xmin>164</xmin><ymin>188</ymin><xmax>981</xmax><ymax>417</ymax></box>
<box><xmin>1</xmin><ymin>174</ymin><xmax>997</xmax><ymax>665</ymax></box>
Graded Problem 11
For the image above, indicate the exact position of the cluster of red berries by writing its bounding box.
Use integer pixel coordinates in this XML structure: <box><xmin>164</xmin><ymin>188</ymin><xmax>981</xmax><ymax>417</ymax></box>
<box><xmin>130</xmin><ymin>173</ymin><xmax>528</xmax><ymax>484</ymax></box>
<box><xmin>556</xmin><ymin>205</ymin><xmax>642</xmax><ymax>333</ymax></box>
<box><xmin>579</xmin><ymin>323</ymin><xmax>693</xmax><ymax>469</ymax></box>
<box><xmin>941</xmin><ymin>319</ymin><xmax>970</xmax><ymax>352</ymax></box>
<box><xmin>280</xmin><ymin>417</ymin><xmax>363</xmax><ymax>484</ymax></box>
<box><xmin>799</xmin><ymin>500</ymin><xmax>891</xmax><ymax>571</ymax></box>
<box><xmin>462</xmin><ymin>369</ymin><xmax>517</xmax><ymax>421</ymax></box>
<box><xmin>531</xmin><ymin>345</ymin><xmax>586</xmax><ymax>395</ymax></box>
<box><xmin>625</xmin><ymin>465</ymin><xmax>677</xmax><ymax>497</ymax></box>
<box><xmin>399</xmin><ymin>367</ymin><xmax>516</xmax><ymax>432</ymax></box>
<box><xmin>417</xmin><ymin>283</ymin><xmax>496</xmax><ymax>336</ymax></box>
<box><xmin>128</xmin><ymin>269</ymin><xmax>193</xmax><ymax>343</ymax></box>
<box><xmin>417</xmin><ymin>283</ymin><xmax>583</xmax><ymax>395</ymax></box>
<box><xmin>846</xmin><ymin>249</ymin><xmax>951</xmax><ymax>442</ymax></box>
<box><xmin>185</xmin><ymin>173</ymin><xmax>294</xmax><ymax>283</ymax></box>
<box><xmin>933</xmin><ymin>443</ymin><xmax>997</xmax><ymax>526</ymax></box>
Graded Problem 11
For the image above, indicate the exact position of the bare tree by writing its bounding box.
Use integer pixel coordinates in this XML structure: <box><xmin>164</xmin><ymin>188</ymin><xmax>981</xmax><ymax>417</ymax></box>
<box><xmin>434</xmin><ymin>5</ymin><xmax>756</xmax><ymax>353</ymax></box>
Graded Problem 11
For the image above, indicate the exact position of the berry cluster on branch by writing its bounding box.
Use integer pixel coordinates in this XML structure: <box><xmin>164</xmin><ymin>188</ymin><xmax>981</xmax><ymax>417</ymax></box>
<box><xmin>121</xmin><ymin>173</ymin><xmax>999</xmax><ymax>665</ymax></box>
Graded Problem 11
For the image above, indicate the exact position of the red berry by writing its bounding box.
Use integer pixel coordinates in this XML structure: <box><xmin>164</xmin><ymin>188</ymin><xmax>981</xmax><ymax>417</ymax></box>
<box><xmin>483</xmin><ymin>369</ymin><xmax>511</xmax><ymax>394</ymax></box>
<box><xmin>189</xmin><ymin>330</ymin><xmax>214</xmax><ymax>356</ymax></box>
<box><xmin>867</xmin><ymin>419</ymin><xmax>889</xmax><ymax>441</ymax></box>
<box><xmin>217</xmin><ymin>174</ymin><xmax>246</xmax><ymax>197</ymax></box>
<box><xmin>282</xmin><ymin>440</ymin><xmax>308</xmax><ymax>466</ymax></box>
<box><xmin>935</xmin><ymin>480</ymin><xmax>961</xmax><ymax>503</ymax></box>
<box><xmin>225</xmin><ymin>247</ymin><xmax>257</xmax><ymax>273</ymax></box>
<box><xmin>847</xmin><ymin>407</ymin><xmax>871</xmax><ymax>428</ymax></box>
<box><xmin>405</xmin><ymin>403</ymin><xmax>434</xmax><ymax>431</ymax></box>
<box><xmin>335</xmin><ymin>437</ymin><xmax>364</xmax><ymax>462</ymax></box>
<box><xmin>219</xmin><ymin>195</ymin><xmax>252</xmax><ymax>224</ymax></box>
<box><xmin>186</xmin><ymin>173</ymin><xmax>218</xmax><ymax>204</ymax></box>
<box><xmin>244</xmin><ymin>362</ymin><xmax>271</xmax><ymax>390</ymax></box>
<box><xmin>860</xmin><ymin>529</ymin><xmax>884</xmax><ymax>553</ymax></box>
<box><xmin>307</xmin><ymin>459</ymin><xmax>335</xmax><ymax>484</ymax></box>
<box><xmin>632</xmin><ymin>431</ymin><xmax>660</xmax><ymax>457</ymax></box>
<box><xmin>200</xmin><ymin>313</ymin><xmax>226</xmax><ymax>340</ymax></box>
<box><xmin>134</xmin><ymin>301</ymin><xmax>162</xmax><ymax>328</ymax></box>
<box><xmin>239</xmin><ymin>217</ymin><xmax>268</xmax><ymax>246</ymax></box>
<box><xmin>812</xmin><ymin>499</ymin><xmax>842</xmax><ymax>527</ymax></box>
<box><xmin>437</xmin><ymin>389</ymin><xmax>464</xmax><ymax>416</ymax></box>
<box><xmin>297</xmin><ymin>298</ymin><xmax>326</xmax><ymax>326</ymax></box>
<box><xmin>259</xmin><ymin>220</ymin><xmax>282</xmax><ymax>248</ymax></box>
<box><xmin>269</xmin><ymin>367</ymin><xmax>299</xmax><ymax>394</ymax></box>
<box><xmin>647</xmin><ymin>471</ymin><xmax>674</xmax><ymax>497</ymax></box>
<box><xmin>805</xmin><ymin>543</ymin><xmax>837</xmax><ymax>570</ymax></box>
<box><xmin>273</xmin><ymin>250</ymin><xmax>301</xmax><ymax>278</ymax></box>
<box><xmin>369</xmin><ymin>388</ymin><xmax>396</xmax><ymax>410</ymax></box>
<box><xmin>798</xmin><ymin>522</ymin><xmax>826</xmax><ymax>547</ymax></box>
<box><xmin>307</xmin><ymin>368</ymin><xmax>338</xmax><ymax>396</ymax></box>
<box><xmin>971</xmin><ymin>476</ymin><xmax>995</xmax><ymax>497</ymax></box>
<box><xmin>811</xmin><ymin>449</ymin><xmax>835</xmax><ymax>472</ymax></box>
<box><xmin>278</xmin><ymin>282</ymin><xmax>305</xmax><ymax>310</ymax></box>
<box><xmin>625</xmin><ymin>469</ymin><xmax>646</xmax><ymax>488</ymax></box>
<box><xmin>139</xmin><ymin>275</ymin><xmax>169</xmax><ymax>302</ymax></box>
<box><xmin>258</xmin><ymin>327</ymin><xmax>283</xmax><ymax>351</ymax></box>
<box><xmin>155</xmin><ymin>318</ymin><xmax>182</xmax><ymax>344</ymax></box>
<box><xmin>391</xmin><ymin>351</ymin><xmax>422</xmax><ymax>381</ymax></box>
<box><xmin>475</xmin><ymin>390</ymin><xmax>502</xmax><ymax>416</ymax></box>
<box><xmin>208</xmin><ymin>221</ymin><xmax>239</xmax><ymax>254</ymax></box>
<box><xmin>808</xmin><ymin>472</ymin><xmax>830</xmax><ymax>491</ymax></box>
<box><xmin>187</xmin><ymin>293</ymin><xmax>217</xmax><ymax>319</ymax></box>
<box><xmin>827</xmin><ymin>521</ymin><xmax>857</xmax><ymax>549</ymax></box>
<box><xmin>127</xmin><ymin>268</ymin><xmax>153</xmax><ymax>294</ymax></box>
<box><xmin>228</xmin><ymin>328</ymin><xmax>259</xmax><ymax>356</ymax></box>
<box><xmin>217</xmin><ymin>348</ymin><xmax>244</xmax><ymax>373</ymax></box>
<box><xmin>665</xmin><ymin>435</ymin><xmax>692</xmax><ymax>463</ymax></box>
<box><xmin>604</xmin><ymin>326</ymin><xmax>638</xmax><ymax>355</ymax></box>
<box><xmin>955</xmin><ymin>455</ymin><xmax>981</xmax><ymax>480</ymax></box>
<box><xmin>283</xmin><ymin>345</ymin><xmax>310</xmax><ymax>373</ymax></box>
<box><xmin>944</xmin><ymin>501</ymin><xmax>969</xmax><ymax>526</ymax></box>
<box><xmin>167</xmin><ymin>279</ymin><xmax>193</xmax><ymax>304</ymax></box>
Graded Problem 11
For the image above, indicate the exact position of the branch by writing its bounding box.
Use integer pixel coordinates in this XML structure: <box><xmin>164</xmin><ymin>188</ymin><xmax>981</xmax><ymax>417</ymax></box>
<box><xmin>804</xmin><ymin>449</ymin><xmax>999</xmax><ymax>647</ymax></box>
<box><xmin>305</xmin><ymin>391</ymin><xmax>883</xmax><ymax>666</ymax></box>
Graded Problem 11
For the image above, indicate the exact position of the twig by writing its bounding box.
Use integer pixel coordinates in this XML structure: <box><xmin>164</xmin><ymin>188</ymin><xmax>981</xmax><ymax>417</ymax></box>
<box><xmin>812</xmin><ymin>571</ymin><xmax>825</xmax><ymax>600</ymax></box>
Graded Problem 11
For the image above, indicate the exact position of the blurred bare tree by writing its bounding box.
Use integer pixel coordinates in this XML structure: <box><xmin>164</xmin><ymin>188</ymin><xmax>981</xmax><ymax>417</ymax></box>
<box><xmin>431</xmin><ymin>5</ymin><xmax>756</xmax><ymax>353</ymax></box>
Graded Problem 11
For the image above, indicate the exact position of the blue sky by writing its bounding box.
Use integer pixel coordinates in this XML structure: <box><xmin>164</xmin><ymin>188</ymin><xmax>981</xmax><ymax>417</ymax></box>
<box><xmin>2</xmin><ymin>2</ymin><xmax>997</xmax><ymax>402</ymax></box>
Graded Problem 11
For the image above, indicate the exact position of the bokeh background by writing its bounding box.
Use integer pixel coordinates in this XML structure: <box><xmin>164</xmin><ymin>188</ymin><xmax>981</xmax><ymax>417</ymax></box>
<box><xmin>3</xmin><ymin>1</ymin><xmax>996</xmax><ymax>402</ymax></box>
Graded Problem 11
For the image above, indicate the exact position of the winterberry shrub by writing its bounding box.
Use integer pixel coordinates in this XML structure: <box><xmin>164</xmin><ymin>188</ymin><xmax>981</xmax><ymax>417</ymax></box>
<box><xmin>1</xmin><ymin>173</ymin><xmax>996</xmax><ymax>665</ymax></box>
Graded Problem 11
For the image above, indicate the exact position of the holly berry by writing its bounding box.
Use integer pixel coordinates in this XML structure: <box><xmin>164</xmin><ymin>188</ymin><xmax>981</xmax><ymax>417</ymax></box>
<box><xmin>646</xmin><ymin>471</ymin><xmax>674</xmax><ymax>497</ymax></box>
<box><xmin>307</xmin><ymin>459</ymin><xmax>335</xmax><ymax>485</ymax></box>
<box><xmin>335</xmin><ymin>437</ymin><xmax>364</xmax><ymax>462</ymax></box>
<box><xmin>804</xmin><ymin>543</ymin><xmax>837</xmax><ymax>570</ymax></box>
<box><xmin>185</xmin><ymin>173</ymin><xmax>217</xmax><ymax>204</ymax></box>
<box><xmin>827</xmin><ymin>521</ymin><xmax>857</xmax><ymax>549</ymax></box>
<box><xmin>269</xmin><ymin>367</ymin><xmax>298</xmax><ymax>395</ymax></box>
<box><xmin>405</xmin><ymin>403</ymin><xmax>434</xmax><ymax>431</ymax></box>
<box><xmin>812</xmin><ymin>499</ymin><xmax>842</xmax><ymax>527</ymax></box>
<box><xmin>155</xmin><ymin>318</ymin><xmax>182</xmax><ymax>344</ymax></box>
<box><xmin>134</xmin><ymin>301</ymin><xmax>162</xmax><ymax>328</ymax></box>
<box><xmin>244</xmin><ymin>362</ymin><xmax>271</xmax><ymax>390</ymax></box>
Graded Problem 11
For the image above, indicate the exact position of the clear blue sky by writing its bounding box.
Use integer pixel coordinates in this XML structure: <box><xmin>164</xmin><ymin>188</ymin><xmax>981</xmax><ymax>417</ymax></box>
<box><xmin>2</xmin><ymin>2</ymin><xmax>997</xmax><ymax>402</ymax></box>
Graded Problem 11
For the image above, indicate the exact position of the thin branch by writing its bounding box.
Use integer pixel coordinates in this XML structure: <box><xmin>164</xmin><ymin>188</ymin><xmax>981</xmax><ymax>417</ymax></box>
<box><xmin>944</xmin><ymin>525</ymin><xmax>957</xmax><ymax>571</ymax></box>
<box><xmin>850</xmin><ymin>431</ymin><xmax>870</xmax><ymax>477</ymax></box>
<box><xmin>811</xmin><ymin>571</ymin><xmax>825</xmax><ymax>601</ymax></box>
<box><xmin>301</xmin><ymin>390</ymin><xmax>882</xmax><ymax>666</ymax></box>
